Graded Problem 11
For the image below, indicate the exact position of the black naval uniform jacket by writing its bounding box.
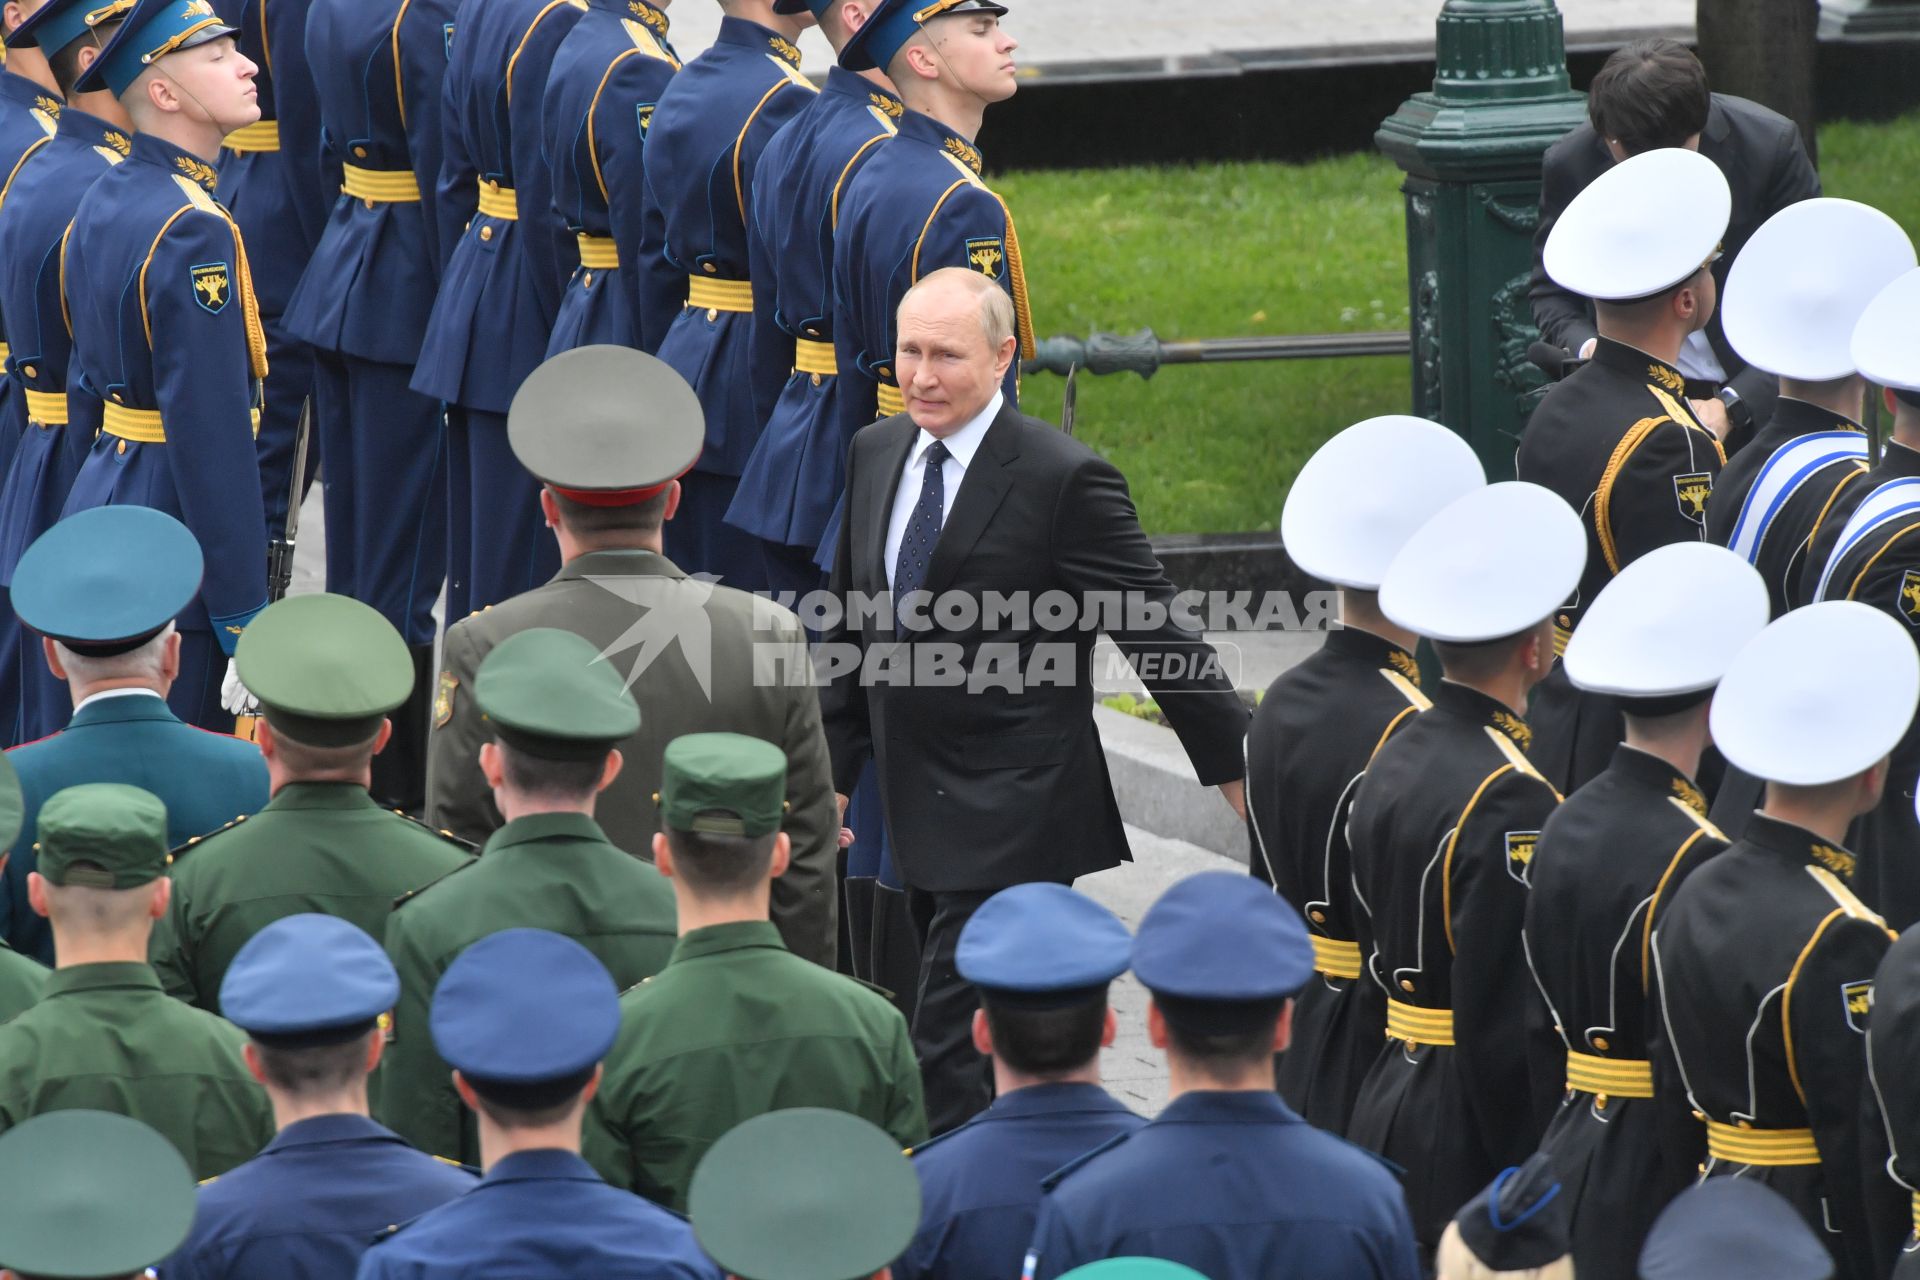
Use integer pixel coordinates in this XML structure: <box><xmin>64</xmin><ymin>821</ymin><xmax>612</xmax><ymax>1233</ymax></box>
<box><xmin>1651</xmin><ymin>814</ymin><xmax>1900</xmax><ymax>1280</ymax></box>
<box><xmin>1244</xmin><ymin>624</ymin><xmax>1429</xmax><ymax>1136</ymax></box>
<box><xmin>1798</xmin><ymin>439</ymin><xmax>1920</xmax><ymax>611</ymax></box>
<box><xmin>1347</xmin><ymin>681</ymin><xmax>1562</xmax><ymax>1251</ymax></box>
<box><xmin>1524</xmin><ymin>744</ymin><xmax>1729</xmax><ymax>1280</ymax></box>
<box><xmin>1865</xmin><ymin>925</ymin><xmax>1920</xmax><ymax>1279</ymax></box>
<box><xmin>1516</xmin><ymin>338</ymin><xmax>1726</xmax><ymax>796</ymax></box>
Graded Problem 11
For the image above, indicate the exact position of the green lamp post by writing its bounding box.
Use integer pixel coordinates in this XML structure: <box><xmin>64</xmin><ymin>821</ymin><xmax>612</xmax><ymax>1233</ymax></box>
<box><xmin>1376</xmin><ymin>0</ymin><xmax>1587</xmax><ymax>481</ymax></box>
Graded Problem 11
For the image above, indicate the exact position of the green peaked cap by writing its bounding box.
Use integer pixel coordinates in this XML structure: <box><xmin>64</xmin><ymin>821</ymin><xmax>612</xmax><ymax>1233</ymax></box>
<box><xmin>236</xmin><ymin>593</ymin><xmax>414</xmax><ymax>746</ymax></box>
<box><xmin>0</xmin><ymin>1110</ymin><xmax>196</xmax><ymax>1277</ymax></box>
<box><xmin>36</xmin><ymin>783</ymin><xmax>168</xmax><ymax>888</ymax></box>
<box><xmin>660</xmin><ymin>733</ymin><xmax>786</xmax><ymax>837</ymax></box>
<box><xmin>475</xmin><ymin>628</ymin><xmax>639</xmax><ymax>761</ymax></box>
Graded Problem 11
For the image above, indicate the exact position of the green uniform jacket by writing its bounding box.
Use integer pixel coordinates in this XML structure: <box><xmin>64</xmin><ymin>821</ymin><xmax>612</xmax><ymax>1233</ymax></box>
<box><xmin>378</xmin><ymin>811</ymin><xmax>678</xmax><ymax>1163</ymax></box>
<box><xmin>0</xmin><ymin>941</ymin><xmax>45</xmax><ymax>1022</ymax></box>
<box><xmin>0</xmin><ymin>962</ymin><xmax>272</xmax><ymax>1178</ymax></box>
<box><xmin>583</xmin><ymin>920</ymin><xmax>926</xmax><ymax>1209</ymax></box>
<box><xmin>150</xmin><ymin>781</ymin><xmax>477</xmax><ymax>1012</ymax></box>
<box><xmin>423</xmin><ymin>549</ymin><xmax>838</xmax><ymax>969</ymax></box>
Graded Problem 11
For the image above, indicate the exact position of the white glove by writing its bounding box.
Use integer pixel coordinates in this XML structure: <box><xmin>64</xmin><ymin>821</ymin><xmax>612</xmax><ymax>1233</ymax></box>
<box><xmin>221</xmin><ymin>658</ymin><xmax>258</xmax><ymax>717</ymax></box>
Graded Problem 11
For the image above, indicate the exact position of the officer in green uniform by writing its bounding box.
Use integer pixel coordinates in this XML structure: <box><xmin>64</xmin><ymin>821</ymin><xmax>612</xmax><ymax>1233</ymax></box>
<box><xmin>0</xmin><ymin>1109</ymin><xmax>198</xmax><ymax>1280</ymax></box>
<box><xmin>0</xmin><ymin>782</ymin><xmax>273</xmax><ymax>1177</ymax></box>
<box><xmin>381</xmin><ymin>625</ymin><xmax>677</xmax><ymax>1164</ymax></box>
<box><xmin>584</xmin><ymin>732</ymin><xmax>924</xmax><ymax>1208</ymax></box>
<box><xmin>0</xmin><ymin>754</ymin><xmax>46</xmax><ymax>1022</ymax></box>
<box><xmin>149</xmin><ymin>593</ymin><xmax>474</xmax><ymax>1011</ymax></box>
<box><xmin>688</xmin><ymin>1107</ymin><xmax>922</xmax><ymax>1280</ymax></box>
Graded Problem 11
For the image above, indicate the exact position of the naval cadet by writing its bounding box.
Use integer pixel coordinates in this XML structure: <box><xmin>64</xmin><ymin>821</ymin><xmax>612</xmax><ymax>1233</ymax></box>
<box><xmin>149</xmin><ymin>593</ymin><xmax>473</xmax><ymax>1011</ymax></box>
<box><xmin>0</xmin><ymin>783</ymin><xmax>274</xmax><ymax>1175</ymax></box>
<box><xmin>382</xmin><ymin>626</ymin><xmax>676</xmax><ymax>1164</ymax></box>
<box><xmin>425</xmin><ymin>346</ymin><xmax>839</xmax><ymax>967</ymax></box>
<box><xmin>539</xmin><ymin>0</ymin><xmax>677</xmax><ymax>355</ymax></box>
<box><xmin>1523</xmin><ymin>541</ymin><xmax>1765</xmax><ymax>1280</ymax></box>
<box><xmin>357</xmin><ymin>928</ymin><xmax>720</xmax><ymax>1279</ymax></box>
<box><xmin>0</xmin><ymin>754</ymin><xmax>46</xmax><ymax>1020</ymax></box>
<box><xmin>1639</xmin><ymin>1179</ymin><xmax>1836</xmax><ymax>1280</ymax></box>
<box><xmin>584</xmin><ymin>732</ymin><xmax>923</xmax><ymax>1208</ymax></box>
<box><xmin>58</xmin><ymin>0</ymin><xmax>272</xmax><ymax>730</ymax></box>
<box><xmin>1436</xmin><ymin>1156</ymin><xmax>1573</xmax><ymax>1280</ymax></box>
<box><xmin>163</xmin><ymin>915</ymin><xmax>477</xmax><ymax>1278</ymax></box>
<box><xmin>632</xmin><ymin>0</ymin><xmax>818</xmax><ymax>587</ymax></box>
<box><xmin>0</xmin><ymin>1110</ymin><xmax>198</xmax><ymax>1280</ymax></box>
<box><xmin>0</xmin><ymin>0</ymin><xmax>135</xmax><ymax>746</ymax></box>
<box><xmin>689</xmin><ymin>1108</ymin><xmax>921</xmax><ymax>1280</ymax></box>
<box><xmin>1248</xmin><ymin>415</ymin><xmax>1483</xmax><ymax>1135</ymax></box>
<box><xmin>1865</xmin><ymin>910</ymin><xmax>1920</xmax><ymax>1276</ymax></box>
<box><xmin>1651</xmin><ymin>602</ymin><xmax>1913</xmax><ymax>1280</ymax></box>
<box><xmin>893</xmin><ymin>882</ymin><xmax>1143</xmax><ymax>1280</ymax></box>
<box><xmin>1345</xmin><ymin>481</ymin><xmax>1584</xmax><ymax>1254</ymax></box>
<box><xmin>1518</xmin><ymin>147</ymin><xmax>1731</xmax><ymax>796</ymax></box>
<box><xmin>1023</xmin><ymin>871</ymin><xmax>1420</xmax><ymax>1280</ymax></box>
<box><xmin>409</xmin><ymin>0</ymin><xmax>585</xmax><ymax>618</ymax></box>
<box><xmin>4</xmin><ymin>507</ymin><xmax>267</xmax><ymax>965</ymax></box>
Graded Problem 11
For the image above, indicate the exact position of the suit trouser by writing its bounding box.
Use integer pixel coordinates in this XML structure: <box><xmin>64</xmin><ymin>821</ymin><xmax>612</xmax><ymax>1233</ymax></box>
<box><xmin>905</xmin><ymin>886</ymin><xmax>997</xmax><ymax>1135</ymax></box>
<box><xmin>447</xmin><ymin>406</ymin><xmax>558</xmax><ymax>619</ymax></box>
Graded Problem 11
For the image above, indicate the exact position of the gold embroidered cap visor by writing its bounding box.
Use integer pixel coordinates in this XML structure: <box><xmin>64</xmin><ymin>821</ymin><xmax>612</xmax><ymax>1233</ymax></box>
<box><xmin>1542</xmin><ymin>147</ymin><xmax>1731</xmax><ymax>301</ymax></box>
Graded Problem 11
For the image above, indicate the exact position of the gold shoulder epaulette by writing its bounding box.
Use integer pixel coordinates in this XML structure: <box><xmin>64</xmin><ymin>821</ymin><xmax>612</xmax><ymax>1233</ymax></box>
<box><xmin>1665</xmin><ymin>795</ymin><xmax>1727</xmax><ymax>842</ymax></box>
<box><xmin>1482</xmin><ymin>726</ymin><xmax>1561</xmax><ymax>800</ymax></box>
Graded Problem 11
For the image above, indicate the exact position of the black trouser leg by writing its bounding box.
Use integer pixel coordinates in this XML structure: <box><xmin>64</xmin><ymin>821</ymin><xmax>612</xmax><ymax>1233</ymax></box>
<box><xmin>370</xmin><ymin>643</ymin><xmax>435</xmax><ymax>814</ymax></box>
<box><xmin>905</xmin><ymin>886</ymin><xmax>995</xmax><ymax>1136</ymax></box>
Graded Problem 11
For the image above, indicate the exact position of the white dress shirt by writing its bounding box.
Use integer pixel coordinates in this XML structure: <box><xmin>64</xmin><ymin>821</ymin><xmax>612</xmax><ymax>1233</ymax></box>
<box><xmin>884</xmin><ymin>389</ymin><xmax>1003</xmax><ymax>588</ymax></box>
<box><xmin>1676</xmin><ymin>328</ymin><xmax>1727</xmax><ymax>383</ymax></box>
<box><xmin>73</xmin><ymin>687</ymin><xmax>165</xmax><ymax>714</ymax></box>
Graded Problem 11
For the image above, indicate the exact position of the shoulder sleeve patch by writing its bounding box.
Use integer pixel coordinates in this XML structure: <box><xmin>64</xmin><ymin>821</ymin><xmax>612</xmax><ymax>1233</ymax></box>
<box><xmin>965</xmin><ymin>236</ymin><xmax>1004</xmax><ymax>281</ymax></box>
<box><xmin>1842</xmin><ymin>978</ymin><xmax>1874</xmax><ymax>1033</ymax></box>
<box><xmin>190</xmin><ymin>261</ymin><xmax>231</xmax><ymax>313</ymax></box>
<box><xmin>1505</xmin><ymin>830</ymin><xmax>1541</xmax><ymax>884</ymax></box>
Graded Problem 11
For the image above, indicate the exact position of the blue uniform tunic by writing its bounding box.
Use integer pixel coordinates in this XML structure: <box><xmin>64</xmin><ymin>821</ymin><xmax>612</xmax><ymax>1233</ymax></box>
<box><xmin>0</xmin><ymin>106</ymin><xmax>122</xmax><ymax>745</ymax></box>
<box><xmin>352</xmin><ymin>1147</ymin><xmax>722</xmax><ymax>1280</ymax></box>
<box><xmin>284</xmin><ymin>0</ymin><xmax>460</xmax><ymax>643</ymax></box>
<box><xmin>164</xmin><ymin>1113</ymin><xmax>478</xmax><ymax>1279</ymax></box>
<box><xmin>1022</xmin><ymin>1090</ymin><xmax>1422</xmax><ymax>1280</ymax></box>
<box><xmin>540</xmin><ymin>0</ymin><xmax>677</xmax><ymax>356</ymax></box>
<box><xmin>727</xmin><ymin>65</ymin><xmax>898</xmax><ymax>589</ymax></box>
<box><xmin>635</xmin><ymin>14</ymin><xmax>815</xmax><ymax>588</ymax></box>
<box><xmin>896</xmin><ymin>1082</ymin><xmax>1143</xmax><ymax>1280</ymax></box>
<box><xmin>409</xmin><ymin>0</ymin><xmax>583</xmax><ymax>616</ymax></box>
<box><xmin>61</xmin><ymin>131</ymin><xmax>271</xmax><ymax>728</ymax></box>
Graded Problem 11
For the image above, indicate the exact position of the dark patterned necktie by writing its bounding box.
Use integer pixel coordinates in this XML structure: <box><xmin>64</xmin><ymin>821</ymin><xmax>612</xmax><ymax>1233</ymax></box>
<box><xmin>893</xmin><ymin>439</ymin><xmax>949</xmax><ymax>628</ymax></box>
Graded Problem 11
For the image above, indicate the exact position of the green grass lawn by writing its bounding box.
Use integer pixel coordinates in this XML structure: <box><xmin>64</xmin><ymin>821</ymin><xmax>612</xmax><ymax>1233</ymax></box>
<box><xmin>1000</xmin><ymin>113</ymin><xmax>1920</xmax><ymax>535</ymax></box>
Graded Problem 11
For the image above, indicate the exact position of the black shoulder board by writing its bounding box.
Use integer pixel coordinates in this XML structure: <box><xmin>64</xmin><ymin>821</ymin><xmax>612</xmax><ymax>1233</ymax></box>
<box><xmin>391</xmin><ymin>858</ymin><xmax>475</xmax><ymax>910</ymax></box>
<box><xmin>849</xmin><ymin>975</ymin><xmax>896</xmax><ymax>1000</ymax></box>
<box><xmin>1038</xmin><ymin>1131</ymin><xmax>1132</xmax><ymax>1191</ymax></box>
<box><xmin>389</xmin><ymin>808</ymin><xmax>480</xmax><ymax>853</ymax></box>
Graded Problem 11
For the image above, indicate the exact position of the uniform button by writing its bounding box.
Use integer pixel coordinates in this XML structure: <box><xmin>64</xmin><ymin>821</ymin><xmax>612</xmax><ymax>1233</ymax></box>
<box><xmin>364</xmin><ymin>198</ymin><xmax>376</xmax><ymax>209</ymax></box>
<box><xmin>1398</xmin><ymin>978</ymin><xmax>1414</xmax><ymax>992</ymax></box>
<box><xmin>1558</xmin><ymin>614</ymin><xmax>1571</xmax><ymax>628</ymax></box>
<box><xmin>116</xmin><ymin>439</ymin><xmax>126</xmax><ymax>455</ymax></box>
<box><xmin>583</xmin><ymin>271</ymin><xmax>594</xmax><ymax>288</ymax></box>
<box><xmin>479</xmin><ymin>226</ymin><xmax>493</xmax><ymax>242</ymax></box>
<box><xmin>701</xmin><ymin>262</ymin><xmax>717</xmax><ymax>274</ymax></box>
<box><xmin>1308</xmin><ymin>909</ymin><xmax>1327</xmax><ymax>924</ymax></box>
<box><xmin>1592</xmin><ymin>1036</ymin><xmax>1609</xmax><ymax>1051</ymax></box>
<box><xmin>20</xmin><ymin>364</ymin><xmax>33</xmax><ymax>379</ymax></box>
<box><xmin>353</xmin><ymin>145</ymin><xmax>367</xmax><ymax>158</ymax></box>
<box><xmin>810</xmin><ymin>373</ymin><xmax>822</xmax><ymax>387</ymax></box>
<box><xmin>705</xmin><ymin>308</ymin><xmax>718</xmax><ymax>322</ymax></box>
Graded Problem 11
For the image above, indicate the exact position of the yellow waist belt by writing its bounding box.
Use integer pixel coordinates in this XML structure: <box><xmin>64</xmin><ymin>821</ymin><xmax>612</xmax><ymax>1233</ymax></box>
<box><xmin>224</xmin><ymin>120</ymin><xmax>280</xmax><ymax>153</ymax></box>
<box><xmin>1565</xmin><ymin>1051</ymin><xmax>1655</xmax><ymax>1099</ymax></box>
<box><xmin>102</xmin><ymin>403</ymin><xmax>261</xmax><ymax>444</ymax></box>
<box><xmin>475</xmin><ymin>180</ymin><xmax>517</xmax><ymax>220</ymax></box>
<box><xmin>795</xmin><ymin>337</ymin><xmax>836</xmax><ymax>377</ymax></box>
<box><xmin>1704</xmin><ymin>1119</ymin><xmax>1820</xmax><ymax>1166</ymax></box>
<box><xmin>687</xmin><ymin>276</ymin><xmax>752</xmax><ymax>313</ymax></box>
<box><xmin>0</xmin><ymin>341</ymin><xmax>10</xmax><ymax>376</ymax></box>
<box><xmin>1911</xmin><ymin>1191</ymin><xmax>1919</xmax><ymax>1238</ymax></box>
<box><xmin>24</xmin><ymin>390</ymin><xmax>66</xmax><ymax>426</ymax></box>
<box><xmin>577</xmin><ymin>234</ymin><xmax>619</xmax><ymax>269</ymax></box>
<box><xmin>1385</xmin><ymin>999</ymin><xmax>1454</xmax><ymax>1048</ymax></box>
<box><xmin>1309</xmin><ymin>934</ymin><xmax>1362</xmax><ymax>980</ymax></box>
<box><xmin>875</xmin><ymin>383</ymin><xmax>905</xmax><ymax>418</ymax></box>
<box><xmin>342</xmin><ymin>164</ymin><xmax>421</xmax><ymax>203</ymax></box>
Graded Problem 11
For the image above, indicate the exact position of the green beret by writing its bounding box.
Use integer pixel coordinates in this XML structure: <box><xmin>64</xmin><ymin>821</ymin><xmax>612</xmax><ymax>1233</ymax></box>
<box><xmin>0</xmin><ymin>753</ymin><xmax>22</xmax><ymax>856</ymax></box>
<box><xmin>36</xmin><ymin>783</ymin><xmax>169</xmax><ymax>888</ymax></box>
<box><xmin>0</xmin><ymin>1110</ymin><xmax>196</xmax><ymax>1278</ymax></box>
<box><xmin>660</xmin><ymin>733</ymin><xmax>786</xmax><ymax>837</ymax></box>
<box><xmin>475</xmin><ymin>628</ymin><xmax>640</xmax><ymax>761</ymax></box>
<box><xmin>236</xmin><ymin>593</ymin><xmax>414</xmax><ymax>747</ymax></box>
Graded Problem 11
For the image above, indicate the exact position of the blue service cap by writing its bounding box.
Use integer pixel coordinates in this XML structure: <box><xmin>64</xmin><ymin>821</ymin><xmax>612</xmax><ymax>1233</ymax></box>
<box><xmin>13</xmin><ymin>507</ymin><xmax>202</xmax><ymax>654</ymax></box>
<box><xmin>957</xmin><ymin>883</ymin><xmax>1130</xmax><ymax>1006</ymax></box>
<box><xmin>220</xmin><ymin>914</ymin><xmax>399</xmax><ymax>1045</ymax></box>
<box><xmin>839</xmin><ymin>0</ymin><xmax>1006</xmax><ymax>72</ymax></box>
<box><xmin>771</xmin><ymin>0</ymin><xmax>826</xmax><ymax>15</ymax></box>
<box><xmin>430</xmin><ymin>928</ymin><xmax>619</xmax><ymax>1088</ymax></box>
<box><xmin>6</xmin><ymin>0</ymin><xmax>130</xmax><ymax>52</ymax></box>
<box><xmin>1453</xmin><ymin>1155</ymin><xmax>1570</xmax><ymax>1272</ymax></box>
<box><xmin>1132</xmin><ymin>871</ymin><xmax>1314</xmax><ymax>1003</ymax></box>
<box><xmin>74</xmin><ymin>0</ymin><xmax>237</xmax><ymax>95</ymax></box>
<box><xmin>1639</xmin><ymin>1178</ymin><xmax>1832</xmax><ymax>1280</ymax></box>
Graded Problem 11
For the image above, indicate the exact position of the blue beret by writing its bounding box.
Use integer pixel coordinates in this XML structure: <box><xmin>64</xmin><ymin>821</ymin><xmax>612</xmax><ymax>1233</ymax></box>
<box><xmin>6</xmin><ymin>0</ymin><xmax>129</xmax><ymax>52</ymax></box>
<box><xmin>957</xmin><ymin>883</ymin><xmax>1129</xmax><ymax>1004</ymax></box>
<box><xmin>1454</xmin><ymin>1155</ymin><xmax>1570</xmax><ymax>1271</ymax></box>
<box><xmin>74</xmin><ymin>0</ymin><xmax>237</xmax><ymax>95</ymax></box>
<box><xmin>14</xmin><ymin>508</ymin><xmax>202</xmax><ymax>653</ymax></box>
<box><xmin>839</xmin><ymin>0</ymin><xmax>1007</xmax><ymax>73</ymax></box>
<box><xmin>430</xmin><ymin>929</ymin><xmax>619</xmax><ymax>1084</ymax></box>
<box><xmin>1131</xmin><ymin>871</ymin><xmax>1314</xmax><ymax>1002</ymax></box>
<box><xmin>220</xmin><ymin>914</ymin><xmax>398</xmax><ymax>1041</ymax></box>
<box><xmin>1639</xmin><ymin>1179</ymin><xmax>1833</xmax><ymax>1280</ymax></box>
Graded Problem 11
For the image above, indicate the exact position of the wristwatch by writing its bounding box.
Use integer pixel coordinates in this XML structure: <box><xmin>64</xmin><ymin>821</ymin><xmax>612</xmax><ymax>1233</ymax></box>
<box><xmin>1716</xmin><ymin>385</ymin><xmax>1754</xmax><ymax>436</ymax></box>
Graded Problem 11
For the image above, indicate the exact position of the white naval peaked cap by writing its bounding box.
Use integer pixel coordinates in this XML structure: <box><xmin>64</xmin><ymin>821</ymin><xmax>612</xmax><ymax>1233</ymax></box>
<box><xmin>1378</xmin><ymin>481</ymin><xmax>1586</xmax><ymax>644</ymax></box>
<box><xmin>1562</xmin><ymin>542</ymin><xmax>1768</xmax><ymax>697</ymax></box>
<box><xmin>1280</xmin><ymin>416</ymin><xmax>1486</xmax><ymax>590</ymax></box>
<box><xmin>1851</xmin><ymin>266</ymin><xmax>1920</xmax><ymax>394</ymax></box>
<box><xmin>1543</xmin><ymin>148</ymin><xmax>1731</xmax><ymax>301</ymax></box>
<box><xmin>1710</xmin><ymin>600</ymin><xmax>1920</xmax><ymax>786</ymax></box>
<box><xmin>1722</xmin><ymin>198</ymin><xmax>1916</xmax><ymax>380</ymax></box>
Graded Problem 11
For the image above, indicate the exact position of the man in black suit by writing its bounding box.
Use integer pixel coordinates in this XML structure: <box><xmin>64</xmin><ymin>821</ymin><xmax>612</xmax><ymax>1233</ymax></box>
<box><xmin>819</xmin><ymin>267</ymin><xmax>1248</xmax><ymax>1133</ymax></box>
<box><xmin>1530</xmin><ymin>38</ymin><xmax>1820</xmax><ymax>444</ymax></box>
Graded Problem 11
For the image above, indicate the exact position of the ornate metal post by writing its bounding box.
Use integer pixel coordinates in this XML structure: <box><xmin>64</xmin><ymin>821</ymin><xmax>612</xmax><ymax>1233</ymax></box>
<box><xmin>1376</xmin><ymin>0</ymin><xmax>1587</xmax><ymax>480</ymax></box>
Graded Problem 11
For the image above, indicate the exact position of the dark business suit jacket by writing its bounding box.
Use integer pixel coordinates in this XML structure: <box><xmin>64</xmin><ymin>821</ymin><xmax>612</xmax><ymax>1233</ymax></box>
<box><xmin>1529</xmin><ymin>93</ymin><xmax>1821</xmax><ymax>431</ymax></box>
<box><xmin>820</xmin><ymin>401</ymin><xmax>1248</xmax><ymax>892</ymax></box>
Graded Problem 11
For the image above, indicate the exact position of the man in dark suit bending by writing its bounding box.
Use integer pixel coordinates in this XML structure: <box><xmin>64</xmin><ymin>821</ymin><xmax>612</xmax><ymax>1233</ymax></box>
<box><xmin>819</xmin><ymin>268</ymin><xmax>1248</xmax><ymax>1133</ymax></box>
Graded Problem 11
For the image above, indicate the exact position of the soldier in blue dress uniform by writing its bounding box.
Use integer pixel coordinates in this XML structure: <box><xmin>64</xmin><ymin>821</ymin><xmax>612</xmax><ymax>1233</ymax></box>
<box><xmin>58</xmin><ymin>0</ymin><xmax>271</xmax><ymax>729</ymax></box>
<box><xmin>163</xmin><ymin>914</ymin><xmax>477</xmax><ymax>1278</ymax></box>
<box><xmin>633</xmin><ymin>0</ymin><xmax>817</xmax><ymax>588</ymax></box>
<box><xmin>540</xmin><ymin>0</ymin><xmax>677</xmax><ymax>355</ymax></box>
<box><xmin>0</xmin><ymin>0</ymin><xmax>133</xmax><ymax>746</ymax></box>
<box><xmin>409</xmin><ymin>0</ymin><xmax>584</xmax><ymax>618</ymax></box>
